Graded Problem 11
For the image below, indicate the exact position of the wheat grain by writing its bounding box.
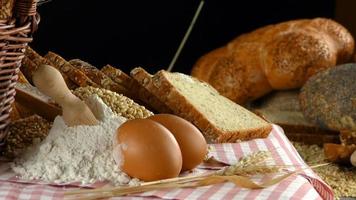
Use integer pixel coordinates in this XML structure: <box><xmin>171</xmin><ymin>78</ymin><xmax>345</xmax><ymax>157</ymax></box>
<box><xmin>293</xmin><ymin>142</ymin><xmax>356</xmax><ymax>198</ymax></box>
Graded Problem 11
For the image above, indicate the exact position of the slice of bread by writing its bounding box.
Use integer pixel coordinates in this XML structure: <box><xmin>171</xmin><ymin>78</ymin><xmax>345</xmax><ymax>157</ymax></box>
<box><xmin>286</xmin><ymin>133</ymin><xmax>339</xmax><ymax>146</ymax></box>
<box><xmin>250</xmin><ymin>90</ymin><xmax>340</xmax><ymax>145</ymax></box>
<box><xmin>44</xmin><ymin>52</ymin><xmax>98</xmax><ymax>88</ymax></box>
<box><xmin>69</xmin><ymin>59</ymin><xmax>127</xmax><ymax>94</ymax></box>
<box><xmin>254</xmin><ymin>109</ymin><xmax>338</xmax><ymax>134</ymax></box>
<box><xmin>130</xmin><ymin>67</ymin><xmax>272</xmax><ymax>143</ymax></box>
<box><xmin>101</xmin><ymin>65</ymin><xmax>173</xmax><ymax>113</ymax></box>
<box><xmin>24</xmin><ymin>47</ymin><xmax>77</xmax><ymax>89</ymax></box>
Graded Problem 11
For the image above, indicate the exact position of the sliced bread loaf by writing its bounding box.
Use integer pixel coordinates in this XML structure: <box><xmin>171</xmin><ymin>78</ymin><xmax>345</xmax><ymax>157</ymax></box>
<box><xmin>250</xmin><ymin>90</ymin><xmax>338</xmax><ymax>133</ymax></box>
<box><xmin>130</xmin><ymin>67</ymin><xmax>272</xmax><ymax>143</ymax></box>
<box><xmin>101</xmin><ymin>65</ymin><xmax>173</xmax><ymax>113</ymax></box>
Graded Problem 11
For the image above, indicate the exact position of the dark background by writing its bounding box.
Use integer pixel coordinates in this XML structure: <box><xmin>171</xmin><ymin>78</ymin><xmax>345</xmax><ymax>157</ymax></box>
<box><xmin>31</xmin><ymin>0</ymin><xmax>335</xmax><ymax>74</ymax></box>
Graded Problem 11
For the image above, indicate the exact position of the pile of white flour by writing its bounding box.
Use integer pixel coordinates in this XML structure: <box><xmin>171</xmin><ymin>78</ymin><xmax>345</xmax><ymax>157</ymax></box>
<box><xmin>11</xmin><ymin>95</ymin><xmax>138</xmax><ymax>186</ymax></box>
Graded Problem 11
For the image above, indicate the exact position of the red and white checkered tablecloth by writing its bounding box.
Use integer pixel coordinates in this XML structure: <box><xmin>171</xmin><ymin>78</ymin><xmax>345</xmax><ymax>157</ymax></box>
<box><xmin>0</xmin><ymin>125</ymin><xmax>334</xmax><ymax>200</ymax></box>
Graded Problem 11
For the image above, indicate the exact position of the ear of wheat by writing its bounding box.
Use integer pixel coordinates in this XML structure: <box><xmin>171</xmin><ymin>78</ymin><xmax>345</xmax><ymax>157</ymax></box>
<box><xmin>64</xmin><ymin>151</ymin><xmax>330</xmax><ymax>200</ymax></box>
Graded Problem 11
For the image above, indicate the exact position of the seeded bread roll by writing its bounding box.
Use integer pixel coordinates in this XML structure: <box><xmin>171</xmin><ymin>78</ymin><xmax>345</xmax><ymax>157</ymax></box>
<box><xmin>131</xmin><ymin>67</ymin><xmax>272</xmax><ymax>143</ymax></box>
<box><xmin>300</xmin><ymin>63</ymin><xmax>356</xmax><ymax>131</ymax></box>
<box><xmin>192</xmin><ymin>18</ymin><xmax>354</xmax><ymax>104</ymax></box>
<box><xmin>191</xmin><ymin>47</ymin><xmax>227</xmax><ymax>83</ymax></box>
<box><xmin>2</xmin><ymin>115</ymin><xmax>51</xmax><ymax>159</ymax></box>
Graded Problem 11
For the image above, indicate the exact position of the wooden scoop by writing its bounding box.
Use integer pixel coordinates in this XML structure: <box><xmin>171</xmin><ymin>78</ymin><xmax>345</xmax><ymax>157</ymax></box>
<box><xmin>15</xmin><ymin>86</ymin><xmax>62</xmax><ymax>121</ymax></box>
<box><xmin>32</xmin><ymin>64</ymin><xmax>98</xmax><ymax>126</ymax></box>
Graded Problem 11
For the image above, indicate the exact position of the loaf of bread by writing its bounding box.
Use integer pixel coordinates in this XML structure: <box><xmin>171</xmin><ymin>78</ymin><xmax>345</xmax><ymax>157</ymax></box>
<box><xmin>251</xmin><ymin>90</ymin><xmax>336</xmax><ymax>132</ymax></box>
<box><xmin>300</xmin><ymin>63</ymin><xmax>356</xmax><ymax>132</ymax></box>
<box><xmin>2</xmin><ymin>115</ymin><xmax>51</xmax><ymax>159</ymax></box>
<box><xmin>131</xmin><ymin>67</ymin><xmax>272</xmax><ymax>143</ymax></box>
<box><xmin>192</xmin><ymin>18</ymin><xmax>354</xmax><ymax>104</ymax></box>
<box><xmin>251</xmin><ymin>90</ymin><xmax>339</xmax><ymax>145</ymax></box>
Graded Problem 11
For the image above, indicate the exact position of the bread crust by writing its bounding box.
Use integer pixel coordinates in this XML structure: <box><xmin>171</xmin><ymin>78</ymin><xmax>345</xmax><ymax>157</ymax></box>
<box><xmin>192</xmin><ymin>18</ymin><xmax>355</xmax><ymax>104</ymax></box>
<box><xmin>24</xmin><ymin>47</ymin><xmax>77</xmax><ymax>89</ymax></box>
<box><xmin>300</xmin><ymin>63</ymin><xmax>356</xmax><ymax>131</ymax></box>
<box><xmin>101</xmin><ymin>65</ymin><xmax>172</xmax><ymax>113</ymax></box>
<box><xmin>21</xmin><ymin>56</ymin><xmax>37</xmax><ymax>84</ymax></box>
<box><xmin>69</xmin><ymin>59</ymin><xmax>127</xmax><ymax>94</ymax></box>
<box><xmin>284</xmin><ymin>132</ymin><xmax>339</xmax><ymax>146</ymax></box>
<box><xmin>131</xmin><ymin>67</ymin><xmax>272</xmax><ymax>143</ymax></box>
<box><xmin>44</xmin><ymin>52</ymin><xmax>98</xmax><ymax>88</ymax></box>
<box><xmin>191</xmin><ymin>47</ymin><xmax>228</xmax><ymax>82</ymax></box>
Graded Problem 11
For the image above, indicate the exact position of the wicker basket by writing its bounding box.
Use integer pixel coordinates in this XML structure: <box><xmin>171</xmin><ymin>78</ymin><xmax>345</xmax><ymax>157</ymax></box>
<box><xmin>0</xmin><ymin>0</ymin><xmax>39</xmax><ymax>151</ymax></box>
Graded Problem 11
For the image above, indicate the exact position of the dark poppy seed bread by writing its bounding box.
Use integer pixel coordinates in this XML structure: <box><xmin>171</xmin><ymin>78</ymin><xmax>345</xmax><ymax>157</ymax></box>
<box><xmin>300</xmin><ymin>63</ymin><xmax>356</xmax><ymax>131</ymax></box>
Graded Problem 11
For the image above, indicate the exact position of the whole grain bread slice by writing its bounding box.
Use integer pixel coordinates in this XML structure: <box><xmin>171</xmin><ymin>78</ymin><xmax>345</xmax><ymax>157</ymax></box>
<box><xmin>101</xmin><ymin>65</ymin><xmax>173</xmax><ymax>113</ymax></box>
<box><xmin>44</xmin><ymin>52</ymin><xmax>98</xmax><ymax>88</ymax></box>
<box><xmin>24</xmin><ymin>47</ymin><xmax>77</xmax><ymax>89</ymax></box>
<box><xmin>130</xmin><ymin>67</ymin><xmax>272</xmax><ymax>143</ymax></box>
<box><xmin>69</xmin><ymin>59</ymin><xmax>127</xmax><ymax>94</ymax></box>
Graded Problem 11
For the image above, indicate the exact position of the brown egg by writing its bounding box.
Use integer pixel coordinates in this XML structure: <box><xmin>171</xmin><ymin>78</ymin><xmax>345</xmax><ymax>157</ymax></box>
<box><xmin>148</xmin><ymin>114</ymin><xmax>207</xmax><ymax>171</ymax></box>
<box><xmin>115</xmin><ymin>118</ymin><xmax>182</xmax><ymax>181</ymax></box>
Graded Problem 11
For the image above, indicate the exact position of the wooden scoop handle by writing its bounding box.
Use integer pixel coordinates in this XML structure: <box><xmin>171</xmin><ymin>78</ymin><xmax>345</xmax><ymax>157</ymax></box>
<box><xmin>33</xmin><ymin>65</ymin><xmax>98</xmax><ymax>126</ymax></box>
<box><xmin>32</xmin><ymin>64</ymin><xmax>77</xmax><ymax>106</ymax></box>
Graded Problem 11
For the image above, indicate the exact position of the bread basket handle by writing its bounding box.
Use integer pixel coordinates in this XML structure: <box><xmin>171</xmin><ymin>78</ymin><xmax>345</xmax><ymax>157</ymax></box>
<box><xmin>14</xmin><ymin>0</ymin><xmax>40</xmax><ymax>33</ymax></box>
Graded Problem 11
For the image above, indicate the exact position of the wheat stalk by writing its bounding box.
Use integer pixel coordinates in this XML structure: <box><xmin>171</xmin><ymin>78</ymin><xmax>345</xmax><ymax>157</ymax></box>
<box><xmin>65</xmin><ymin>151</ymin><xmax>330</xmax><ymax>200</ymax></box>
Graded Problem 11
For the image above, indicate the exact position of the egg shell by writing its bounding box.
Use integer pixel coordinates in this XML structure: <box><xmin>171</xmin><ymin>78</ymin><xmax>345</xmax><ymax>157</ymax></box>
<box><xmin>148</xmin><ymin>114</ymin><xmax>208</xmax><ymax>171</ymax></box>
<box><xmin>351</xmin><ymin>151</ymin><xmax>356</xmax><ymax>167</ymax></box>
<box><xmin>116</xmin><ymin>118</ymin><xmax>182</xmax><ymax>181</ymax></box>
